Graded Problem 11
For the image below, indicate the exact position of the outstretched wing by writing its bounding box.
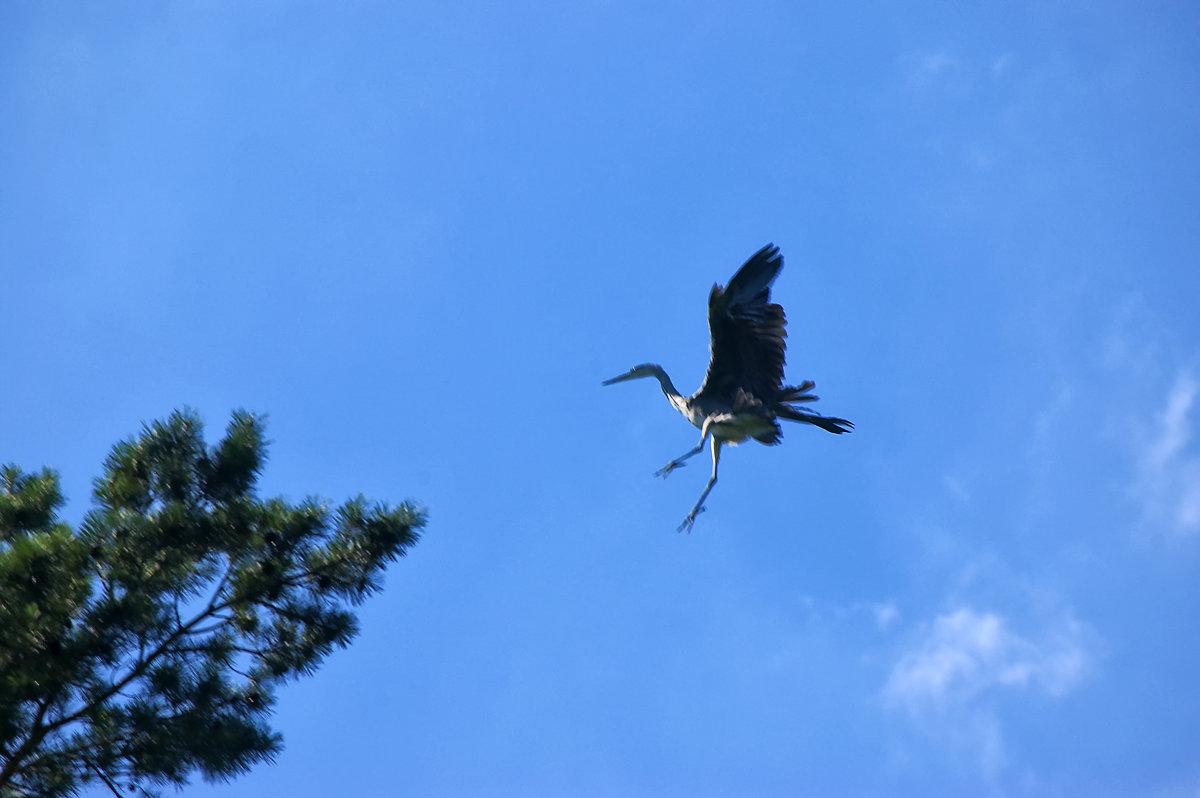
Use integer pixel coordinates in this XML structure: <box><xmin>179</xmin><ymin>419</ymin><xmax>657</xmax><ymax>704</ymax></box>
<box><xmin>699</xmin><ymin>243</ymin><xmax>788</xmax><ymax>404</ymax></box>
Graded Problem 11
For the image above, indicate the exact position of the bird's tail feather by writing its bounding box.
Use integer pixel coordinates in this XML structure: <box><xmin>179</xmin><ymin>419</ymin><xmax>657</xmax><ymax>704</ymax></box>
<box><xmin>776</xmin><ymin>403</ymin><xmax>854</xmax><ymax>434</ymax></box>
<box><xmin>778</xmin><ymin>380</ymin><xmax>819</xmax><ymax>403</ymax></box>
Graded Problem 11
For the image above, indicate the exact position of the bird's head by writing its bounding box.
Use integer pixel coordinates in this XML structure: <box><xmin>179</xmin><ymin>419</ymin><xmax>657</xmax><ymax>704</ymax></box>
<box><xmin>602</xmin><ymin>363</ymin><xmax>665</xmax><ymax>386</ymax></box>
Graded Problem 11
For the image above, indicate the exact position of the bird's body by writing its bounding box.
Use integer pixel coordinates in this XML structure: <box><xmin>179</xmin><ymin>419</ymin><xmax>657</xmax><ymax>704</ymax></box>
<box><xmin>603</xmin><ymin>244</ymin><xmax>852</xmax><ymax>531</ymax></box>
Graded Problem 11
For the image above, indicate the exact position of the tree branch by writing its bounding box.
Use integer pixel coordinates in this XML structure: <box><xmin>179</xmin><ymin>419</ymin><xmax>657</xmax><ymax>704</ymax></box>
<box><xmin>85</xmin><ymin>759</ymin><xmax>126</xmax><ymax>798</ymax></box>
<box><xmin>5</xmin><ymin>576</ymin><xmax>244</xmax><ymax>770</ymax></box>
<box><xmin>0</xmin><ymin>696</ymin><xmax>53</xmax><ymax>786</ymax></box>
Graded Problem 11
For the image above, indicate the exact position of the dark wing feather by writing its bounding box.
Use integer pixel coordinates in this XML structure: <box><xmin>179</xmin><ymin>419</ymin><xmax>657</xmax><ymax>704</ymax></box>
<box><xmin>699</xmin><ymin>244</ymin><xmax>788</xmax><ymax>404</ymax></box>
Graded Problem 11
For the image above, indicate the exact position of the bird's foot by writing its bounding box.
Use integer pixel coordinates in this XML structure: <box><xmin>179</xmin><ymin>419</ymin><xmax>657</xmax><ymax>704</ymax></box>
<box><xmin>677</xmin><ymin>506</ymin><xmax>705</xmax><ymax>533</ymax></box>
<box><xmin>655</xmin><ymin>461</ymin><xmax>685</xmax><ymax>479</ymax></box>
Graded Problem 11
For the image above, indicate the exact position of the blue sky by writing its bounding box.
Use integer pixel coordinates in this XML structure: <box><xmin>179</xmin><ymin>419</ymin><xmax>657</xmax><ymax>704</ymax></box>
<box><xmin>3</xmin><ymin>2</ymin><xmax>1198</xmax><ymax>795</ymax></box>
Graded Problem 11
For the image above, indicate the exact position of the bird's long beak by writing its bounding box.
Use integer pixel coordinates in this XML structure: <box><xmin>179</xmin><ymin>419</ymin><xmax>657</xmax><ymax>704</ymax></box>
<box><xmin>602</xmin><ymin>372</ymin><xmax>637</xmax><ymax>386</ymax></box>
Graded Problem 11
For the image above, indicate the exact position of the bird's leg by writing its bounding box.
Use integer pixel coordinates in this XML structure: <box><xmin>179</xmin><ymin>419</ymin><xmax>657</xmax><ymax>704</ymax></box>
<box><xmin>678</xmin><ymin>437</ymin><xmax>722</xmax><ymax>533</ymax></box>
<box><xmin>655</xmin><ymin>434</ymin><xmax>707</xmax><ymax>479</ymax></box>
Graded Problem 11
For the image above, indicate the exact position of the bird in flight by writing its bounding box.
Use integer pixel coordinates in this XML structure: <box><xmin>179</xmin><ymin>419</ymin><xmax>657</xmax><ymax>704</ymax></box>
<box><xmin>603</xmin><ymin>243</ymin><xmax>852</xmax><ymax>532</ymax></box>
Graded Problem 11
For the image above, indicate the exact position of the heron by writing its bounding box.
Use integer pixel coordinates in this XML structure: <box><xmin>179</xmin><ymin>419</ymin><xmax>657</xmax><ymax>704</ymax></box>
<box><xmin>603</xmin><ymin>243</ymin><xmax>852</xmax><ymax>532</ymax></box>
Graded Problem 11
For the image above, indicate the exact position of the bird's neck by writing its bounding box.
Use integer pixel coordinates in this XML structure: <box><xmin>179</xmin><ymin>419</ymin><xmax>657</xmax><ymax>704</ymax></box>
<box><xmin>650</xmin><ymin>368</ymin><xmax>689</xmax><ymax>412</ymax></box>
<box><xmin>647</xmin><ymin>367</ymin><xmax>679</xmax><ymax>399</ymax></box>
<box><xmin>646</xmin><ymin>367</ymin><xmax>702</xmax><ymax>428</ymax></box>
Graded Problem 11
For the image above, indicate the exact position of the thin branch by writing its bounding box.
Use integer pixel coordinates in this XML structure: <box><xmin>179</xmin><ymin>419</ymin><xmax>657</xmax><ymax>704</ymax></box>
<box><xmin>228</xmin><ymin>664</ymin><xmax>255</xmax><ymax>681</ymax></box>
<box><xmin>209</xmin><ymin>557</ymin><xmax>234</xmax><ymax>605</ymax></box>
<box><xmin>229</xmin><ymin>644</ymin><xmax>267</xmax><ymax>658</ymax></box>
<box><xmin>86</xmin><ymin>759</ymin><xmax>127</xmax><ymax>798</ymax></box>
<box><xmin>179</xmin><ymin>617</ymin><xmax>234</xmax><ymax>637</ymax></box>
<box><xmin>0</xmin><ymin>696</ymin><xmax>52</xmax><ymax>785</ymax></box>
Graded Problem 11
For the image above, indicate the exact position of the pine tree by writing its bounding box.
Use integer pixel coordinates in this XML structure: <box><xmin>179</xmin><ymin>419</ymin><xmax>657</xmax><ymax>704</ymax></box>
<box><xmin>0</xmin><ymin>410</ymin><xmax>425</xmax><ymax>797</ymax></box>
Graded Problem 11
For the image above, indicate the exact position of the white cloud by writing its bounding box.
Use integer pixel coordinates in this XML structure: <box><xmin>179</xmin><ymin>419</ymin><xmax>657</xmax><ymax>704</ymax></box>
<box><xmin>900</xmin><ymin>48</ymin><xmax>1015</xmax><ymax>101</ymax></box>
<box><xmin>914</xmin><ymin>50</ymin><xmax>959</xmax><ymax>78</ymax></box>
<box><xmin>883</xmin><ymin>605</ymin><xmax>1092</xmax><ymax>782</ymax></box>
<box><xmin>884</xmin><ymin>607</ymin><xmax>1088</xmax><ymax>716</ymax></box>
<box><xmin>1136</xmin><ymin>370</ymin><xmax>1200</xmax><ymax>538</ymax></box>
<box><xmin>941</xmin><ymin>474</ymin><xmax>972</xmax><ymax>505</ymax></box>
<box><xmin>990</xmin><ymin>53</ymin><xmax>1014</xmax><ymax>79</ymax></box>
<box><xmin>1146</xmin><ymin>373</ymin><xmax>1196</xmax><ymax>470</ymax></box>
<box><xmin>872</xmin><ymin>601</ymin><xmax>900</xmax><ymax>631</ymax></box>
<box><xmin>1099</xmin><ymin>296</ymin><xmax>1200</xmax><ymax>540</ymax></box>
<box><xmin>899</xmin><ymin>48</ymin><xmax>972</xmax><ymax>97</ymax></box>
